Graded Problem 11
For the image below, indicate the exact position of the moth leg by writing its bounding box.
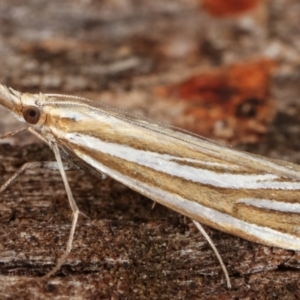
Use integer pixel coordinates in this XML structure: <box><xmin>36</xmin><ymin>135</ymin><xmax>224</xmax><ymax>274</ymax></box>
<box><xmin>0</xmin><ymin>127</ymin><xmax>79</xmax><ymax>193</ymax></box>
<box><xmin>0</xmin><ymin>161</ymin><xmax>79</xmax><ymax>194</ymax></box>
<box><xmin>28</xmin><ymin>127</ymin><xmax>51</xmax><ymax>145</ymax></box>
<box><xmin>0</xmin><ymin>127</ymin><xmax>28</xmax><ymax>139</ymax></box>
<box><xmin>192</xmin><ymin>220</ymin><xmax>231</xmax><ymax>289</ymax></box>
<box><xmin>43</xmin><ymin>143</ymin><xmax>80</xmax><ymax>278</ymax></box>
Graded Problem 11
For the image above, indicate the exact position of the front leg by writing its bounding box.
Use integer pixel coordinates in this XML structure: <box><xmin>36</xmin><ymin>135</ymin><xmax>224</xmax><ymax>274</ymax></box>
<box><xmin>0</xmin><ymin>161</ymin><xmax>79</xmax><ymax>194</ymax></box>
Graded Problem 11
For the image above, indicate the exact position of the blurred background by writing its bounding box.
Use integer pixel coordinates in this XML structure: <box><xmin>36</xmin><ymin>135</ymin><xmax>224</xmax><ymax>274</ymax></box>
<box><xmin>0</xmin><ymin>0</ymin><xmax>300</xmax><ymax>155</ymax></box>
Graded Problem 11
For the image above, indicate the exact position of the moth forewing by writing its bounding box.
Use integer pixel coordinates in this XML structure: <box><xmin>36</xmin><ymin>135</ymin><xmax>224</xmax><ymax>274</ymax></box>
<box><xmin>37</xmin><ymin>95</ymin><xmax>300</xmax><ymax>251</ymax></box>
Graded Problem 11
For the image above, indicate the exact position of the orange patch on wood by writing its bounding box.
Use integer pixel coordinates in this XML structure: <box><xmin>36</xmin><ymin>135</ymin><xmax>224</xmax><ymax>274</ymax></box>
<box><xmin>156</xmin><ymin>59</ymin><xmax>276</xmax><ymax>144</ymax></box>
<box><xmin>201</xmin><ymin>0</ymin><xmax>261</xmax><ymax>17</ymax></box>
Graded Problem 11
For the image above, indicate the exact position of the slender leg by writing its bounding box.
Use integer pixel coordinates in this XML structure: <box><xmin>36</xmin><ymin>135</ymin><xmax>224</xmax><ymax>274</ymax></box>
<box><xmin>0</xmin><ymin>127</ymin><xmax>28</xmax><ymax>139</ymax></box>
<box><xmin>149</xmin><ymin>200</ymin><xmax>229</xmax><ymax>286</ymax></box>
<box><xmin>43</xmin><ymin>143</ymin><xmax>80</xmax><ymax>278</ymax></box>
<box><xmin>0</xmin><ymin>128</ymin><xmax>81</xmax><ymax>276</ymax></box>
<box><xmin>28</xmin><ymin>127</ymin><xmax>51</xmax><ymax>145</ymax></box>
<box><xmin>0</xmin><ymin>161</ymin><xmax>79</xmax><ymax>194</ymax></box>
<box><xmin>192</xmin><ymin>220</ymin><xmax>231</xmax><ymax>289</ymax></box>
<box><xmin>0</xmin><ymin>147</ymin><xmax>83</xmax><ymax>277</ymax></box>
<box><xmin>1</xmin><ymin>128</ymin><xmax>88</xmax><ymax>277</ymax></box>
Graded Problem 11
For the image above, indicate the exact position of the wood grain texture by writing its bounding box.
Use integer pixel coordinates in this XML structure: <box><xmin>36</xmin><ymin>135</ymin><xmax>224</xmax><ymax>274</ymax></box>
<box><xmin>0</xmin><ymin>143</ymin><xmax>300</xmax><ymax>299</ymax></box>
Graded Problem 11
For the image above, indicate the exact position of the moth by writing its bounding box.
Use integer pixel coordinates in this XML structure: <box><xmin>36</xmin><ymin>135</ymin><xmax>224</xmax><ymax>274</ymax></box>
<box><xmin>1</xmin><ymin>84</ymin><xmax>300</xmax><ymax>288</ymax></box>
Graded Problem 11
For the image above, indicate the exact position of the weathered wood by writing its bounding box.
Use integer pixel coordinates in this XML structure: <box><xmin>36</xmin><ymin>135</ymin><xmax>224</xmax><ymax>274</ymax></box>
<box><xmin>0</xmin><ymin>143</ymin><xmax>300</xmax><ymax>299</ymax></box>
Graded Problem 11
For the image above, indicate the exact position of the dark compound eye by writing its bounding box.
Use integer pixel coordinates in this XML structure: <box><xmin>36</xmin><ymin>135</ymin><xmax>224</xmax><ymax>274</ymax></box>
<box><xmin>22</xmin><ymin>106</ymin><xmax>41</xmax><ymax>124</ymax></box>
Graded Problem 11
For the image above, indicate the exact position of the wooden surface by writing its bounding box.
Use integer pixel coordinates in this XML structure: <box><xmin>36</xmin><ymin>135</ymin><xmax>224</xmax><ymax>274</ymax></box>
<box><xmin>1</xmin><ymin>143</ymin><xmax>300</xmax><ymax>299</ymax></box>
<box><xmin>1</xmin><ymin>0</ymin><xmax>300</xmax><ymax>298</ymax></box>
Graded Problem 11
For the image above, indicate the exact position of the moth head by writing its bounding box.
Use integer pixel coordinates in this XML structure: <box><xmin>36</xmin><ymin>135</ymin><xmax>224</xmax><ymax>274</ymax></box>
<box><xmin>0</xmin><ymin>84</ymin><xmax>46</xmax><ymax>126</ymax></box>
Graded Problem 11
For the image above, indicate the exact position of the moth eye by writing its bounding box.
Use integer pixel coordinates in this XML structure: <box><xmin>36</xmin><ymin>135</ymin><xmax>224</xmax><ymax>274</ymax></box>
<box><xmin>23</xmin><ymin>106</ymin><xmax>41</xmax><ymax>124</ymax></box>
